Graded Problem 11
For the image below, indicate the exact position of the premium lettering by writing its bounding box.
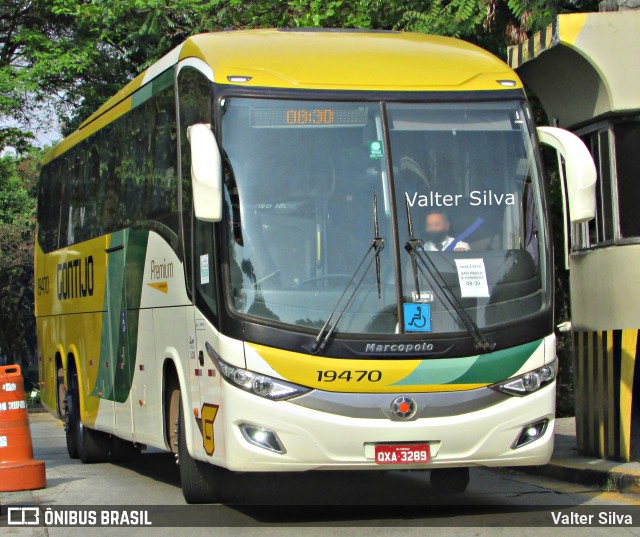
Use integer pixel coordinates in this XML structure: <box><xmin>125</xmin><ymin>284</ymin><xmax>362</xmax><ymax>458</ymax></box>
<box><xmin>150</xmin><ymin>259</ymin><xmax>173</xmax><ymax>280</ymax></box>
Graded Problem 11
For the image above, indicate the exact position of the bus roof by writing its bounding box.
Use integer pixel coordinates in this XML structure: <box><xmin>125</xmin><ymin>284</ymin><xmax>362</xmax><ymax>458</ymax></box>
<box><xmin>46</xmin><ymin>29</ymin><xmax>521</xmax><ymax>163</ymax></box>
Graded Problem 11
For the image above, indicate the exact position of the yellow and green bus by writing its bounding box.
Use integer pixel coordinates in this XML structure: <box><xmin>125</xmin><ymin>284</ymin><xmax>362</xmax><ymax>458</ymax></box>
<box><xmin>35</xmin><ymin>29</ymin><xmax>597</xmax><ymax>503</ymax></box>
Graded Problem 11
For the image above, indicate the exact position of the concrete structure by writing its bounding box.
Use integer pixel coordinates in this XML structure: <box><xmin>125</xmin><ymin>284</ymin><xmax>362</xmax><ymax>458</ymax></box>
<box><xmin>509</xmin><ymin>10</ymin><xmax>640</xmax><ymax>462</ymax></box>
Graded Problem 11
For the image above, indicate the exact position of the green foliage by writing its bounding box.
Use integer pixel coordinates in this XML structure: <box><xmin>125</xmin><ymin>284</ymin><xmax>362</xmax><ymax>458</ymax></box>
<box><xmin>0</xmin><ymin>159</ymin><xmax>36</xmax><ymax>226</ymax></box>
<box><xmin>0</xmin><ymin>149</ymin><xmax>41</xmax><ymax>368</ymax></box>
<box><xmin>26</xmin><ymin>385</ymin><xmax>41</xmax><ymax>407</ymax></box>
<box><xmin>399</xmin><ymin>0</ymin><xmax>489</xmax><ymax>39</ymax></box>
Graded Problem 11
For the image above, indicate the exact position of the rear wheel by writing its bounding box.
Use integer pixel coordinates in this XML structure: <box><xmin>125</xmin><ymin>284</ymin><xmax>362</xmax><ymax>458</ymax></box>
<box><xmin>56</xmin><ymin>366</ymin><xmax>65</xmax><ymax>419</ymax></box>
<box><xmin>177</xmin><ymin>393</ymin><xmax>226</xmax><ymax>504</ymax></box>
<box><xmin>429</xmin><ymin>468</ymin><xmax>470</xmax><ymax>494</ymax></box>
<box><xmin>63</xmin><ymin>388</ymin><xmax>79</xmax><ymax>459</ymax></box>
<box><xmin>64</xmin><ymin>368</ymin><xmax>111</xmax><ymax>463</ymax></box>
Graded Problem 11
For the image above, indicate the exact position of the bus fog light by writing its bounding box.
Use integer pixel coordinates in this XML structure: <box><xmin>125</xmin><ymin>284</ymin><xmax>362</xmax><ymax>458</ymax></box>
<box><xmin>240</xmin><ymin>424</ymin><xmax>286</xmax><ymax>454</ymax></box>
<box><xmin>512</xmin><ymin>419</ymin><xmax>548</xmax><ymax>449</ymax></box>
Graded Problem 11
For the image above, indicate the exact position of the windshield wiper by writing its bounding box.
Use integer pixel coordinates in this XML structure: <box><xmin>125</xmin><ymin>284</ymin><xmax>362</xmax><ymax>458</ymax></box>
<box><xmin>404</xmin><ymin>200</ymin><xmax>495</xmax><ymax>353</ymax></box>
<box><xmin>405</xmin><ymin>197</ymin><xmax>422</xmax><ymax>301</ymax></box>
<box><xmin>373</xmin><ymin>190</ymin><xmax>383</xmax><ymax>299</ymax></box>
<box><xmin>306</xmin><ymin>192</ymin><xmax>385</xmax><ymax>354</ymax></box>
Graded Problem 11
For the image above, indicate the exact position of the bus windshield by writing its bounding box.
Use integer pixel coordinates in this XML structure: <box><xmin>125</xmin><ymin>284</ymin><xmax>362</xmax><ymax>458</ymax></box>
<box><xmin>221</xmin><ymin>98</ymin><xmax>548</xmax><ymax>336</ymax></box>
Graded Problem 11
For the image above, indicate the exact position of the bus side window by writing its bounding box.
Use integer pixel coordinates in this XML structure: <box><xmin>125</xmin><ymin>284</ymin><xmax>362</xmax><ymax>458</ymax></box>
<box><xmin>178</xmin><ymin>67</ymin><xmax>212</xmax><ymax>299</ymax></box>
<box><xmin>37</xmin><ymin>164</ymin><xmax>58</xmax><ymax>252</ymax></box>
<box><xmin>57</xmin><ymin>157</ymin><xmax>70</xmax><ymax>249</ymax></box>
<box><xmin>194</xmin><ymin>220</ymin><xmax>217</xmax><ymax>321</ymax></box>
<box><xmin>101</xmin><ymin>124</ymin><xmax>122</xmax><ymax>233</ymax></box>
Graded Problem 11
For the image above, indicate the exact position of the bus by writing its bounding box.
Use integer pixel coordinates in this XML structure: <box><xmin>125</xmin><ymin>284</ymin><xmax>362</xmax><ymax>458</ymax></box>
<box><xmin>35</xmin><ymin>29</ymin><xmax>597</xmax><ymax>503</ymax></box>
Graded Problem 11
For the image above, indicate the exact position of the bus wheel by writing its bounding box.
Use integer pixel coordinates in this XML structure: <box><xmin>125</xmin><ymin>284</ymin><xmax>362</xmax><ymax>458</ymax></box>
<box><xmin>177</xmin><ymin>394</ymin><xmax>226</xmax><ymax>504</ymax></box>
<box><xmin>429</xmin><ymin>468</ymin><xmax>470</xmax><ymax>494</ymax></box>
<box><xmin>63</xmin><ymin>388</ymin><xmax>79</xmax><ymax>459</ymax></box>
<box><xmin>64</xmin><ymin>369</ymin><xmax>111</xmax><ymax>464</ymax></box>
<box><xmin>56</xmin><ymin>367</ymin><xmax>65</xmax><ymax>419</ymax></box>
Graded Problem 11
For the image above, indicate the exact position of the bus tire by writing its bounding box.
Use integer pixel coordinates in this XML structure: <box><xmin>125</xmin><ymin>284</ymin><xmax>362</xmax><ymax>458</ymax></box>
<box><xmin>56</xmin><ymin>366</ymin><xmax>65</xmax><ymax>419</ymax></box>
<box><xmin>178</xmin><ymin>394</ymin><xmax>225</xmax><ymax>504</ymax></box>
<box><xmin>63</xmin><ymin>389</ymin><xmax>79</xmax><ymax>459</ymax></box>
<box><xmin>65</xmin><ymin>368</ymin><xmax>111</xmax><ymax>464</ymax></box>
<box><xmin>429</xmin><ymin>468</ymin><xmax>470</xmax><ymax>494</ymax></box>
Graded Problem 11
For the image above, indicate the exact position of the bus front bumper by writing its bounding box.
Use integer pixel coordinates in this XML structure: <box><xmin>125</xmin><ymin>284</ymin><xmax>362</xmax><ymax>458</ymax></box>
<box><xmin>216</xmin><ymin>382</ymin><xmax>555</xmax><ymax>472</ymax></box>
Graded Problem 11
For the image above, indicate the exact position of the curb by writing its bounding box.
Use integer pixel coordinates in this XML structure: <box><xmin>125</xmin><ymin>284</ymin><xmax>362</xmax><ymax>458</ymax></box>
<box><xmin>519</xmin><ymin>459</ymin><xmax>640</xmax><ymax>493</ymax></box>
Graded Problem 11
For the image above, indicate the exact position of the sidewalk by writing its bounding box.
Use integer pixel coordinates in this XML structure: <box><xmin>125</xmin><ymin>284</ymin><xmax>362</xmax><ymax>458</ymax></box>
<box><xmin>522</xmin><ymin>417</ymin><xmax>640</xmax><ymax>493</ymax></box>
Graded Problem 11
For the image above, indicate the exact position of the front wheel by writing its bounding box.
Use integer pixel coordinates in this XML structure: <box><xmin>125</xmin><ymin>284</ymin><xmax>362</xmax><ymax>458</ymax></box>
<box><xmin>177</xmin><ymin>393</ymin><xmax>227</xmax><ymax>504</ymax></box>
<box><xmin>429</xmin><ymin>468</ymin><xmax>470</xmax><ymax>494</ymax></box>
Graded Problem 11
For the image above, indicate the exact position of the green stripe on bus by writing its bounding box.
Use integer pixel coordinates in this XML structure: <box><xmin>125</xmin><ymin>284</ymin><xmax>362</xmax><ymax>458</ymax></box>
<box><xmin>391</xmin><ymin>339</ymin><xmax>542</xmax><ymax>386</ymax></box>
<box><xmin>92</xmin><ymin>229</ymin><xmax>149</xmax><ymax>403</ymax></box>
<box><xmin>113</xmin><ymin>228</ymin><xmax>149</xmax><ymax>402</ymax></box>
<box><xmin>93</xmin><ymin>230</ymin><xmax>126</xmax><ymax>401</ymax></box>
<box><xmin>131</xmin><ymin>69</ymin><xmax>174</xmax><ymax>109</ymax></box>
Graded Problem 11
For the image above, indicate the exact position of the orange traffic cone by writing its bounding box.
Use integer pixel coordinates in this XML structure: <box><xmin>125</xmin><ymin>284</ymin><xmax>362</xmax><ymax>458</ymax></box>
<box><xmin>0</xmin><ymin>364</ymin><xmax>46</xmax><ymax>491</ymax></box>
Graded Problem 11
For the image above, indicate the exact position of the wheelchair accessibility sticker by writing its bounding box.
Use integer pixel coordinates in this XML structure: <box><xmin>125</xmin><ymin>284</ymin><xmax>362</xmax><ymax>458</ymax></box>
<box><xmin>404</xmin><ymin>303</ymin><xmax>431</xmax><ymax>332</ymax></box>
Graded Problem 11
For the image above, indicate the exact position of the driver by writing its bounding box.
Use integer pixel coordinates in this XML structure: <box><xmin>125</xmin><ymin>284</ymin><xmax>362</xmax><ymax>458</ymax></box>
<box><xmin>423</xmin><ymin>209</ymin><xmax>470</xmax><ymax>252</ymax></box>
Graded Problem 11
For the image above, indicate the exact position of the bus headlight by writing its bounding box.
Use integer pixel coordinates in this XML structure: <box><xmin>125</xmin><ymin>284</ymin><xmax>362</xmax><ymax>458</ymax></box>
<box><xmin>206</xmin><ymin>342</ymin><xmax>311</xmax><ymax>401</ymax></box>
<box><xmin>490</xmin><ymin>359</ymin><xmax>558</xmax><ymax>396</ymax></box>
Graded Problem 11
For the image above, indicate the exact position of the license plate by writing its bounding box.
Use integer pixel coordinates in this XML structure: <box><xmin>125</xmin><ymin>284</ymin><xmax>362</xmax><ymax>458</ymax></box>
<box><xmin>374</xmin><ymin>443</ymin><xmax>431</xmax><ymax>465</ymax></box>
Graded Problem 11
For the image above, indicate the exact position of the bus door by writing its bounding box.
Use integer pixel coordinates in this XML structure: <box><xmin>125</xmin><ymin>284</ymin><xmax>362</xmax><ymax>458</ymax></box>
<box><xmin>105</xmin><ymin>229</ymin><xmax>146</xmax><ymax>441</ymax></box>
<box><xmin>192</xmin><ymin>218</ymin><xmax>223</xmax><ymax>458</ymax></box>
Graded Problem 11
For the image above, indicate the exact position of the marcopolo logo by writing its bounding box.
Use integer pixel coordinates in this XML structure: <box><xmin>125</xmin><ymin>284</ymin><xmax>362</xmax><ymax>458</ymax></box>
<box><xmin>364</xmin><ymin>342</ymin><xmax>434</xmax><ymax>354</ymax></box>
<box><xmin>56</xmin><ymin>256</ymin><xmax>94</xmax><ymax>300</ymax></box>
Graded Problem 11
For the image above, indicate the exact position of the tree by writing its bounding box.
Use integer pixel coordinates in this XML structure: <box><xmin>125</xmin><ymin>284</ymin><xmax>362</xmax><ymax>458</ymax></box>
<box><xmin>0</xmin><ymin>148</ymin><xmax>41</xmax><ymax>367</ymax></box>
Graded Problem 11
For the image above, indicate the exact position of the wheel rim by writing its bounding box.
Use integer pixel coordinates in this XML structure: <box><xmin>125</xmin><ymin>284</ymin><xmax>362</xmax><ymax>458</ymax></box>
<box><xmin>168</xmin><ymin>388</ymin><xmax>180</xmax><ymax>455</ymax></box>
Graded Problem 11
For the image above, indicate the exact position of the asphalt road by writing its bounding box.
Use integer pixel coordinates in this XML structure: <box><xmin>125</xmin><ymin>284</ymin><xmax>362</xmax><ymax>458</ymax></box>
<box><xmin>2</xmin><ymin>412</ymin><xmax>640</xmax><ymax>536</ymax></box>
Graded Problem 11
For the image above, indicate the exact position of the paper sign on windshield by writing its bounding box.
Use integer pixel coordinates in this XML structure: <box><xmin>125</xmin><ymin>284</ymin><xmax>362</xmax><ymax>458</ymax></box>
<box><xmin>454</xmin><ymin>258</ymin><xmax>490</xmax><ymax>298</ymax></box>
<box><xmin>200</xmin><ymin>254</ymin><xmax>210</xmax><ymax>285</ymax></box>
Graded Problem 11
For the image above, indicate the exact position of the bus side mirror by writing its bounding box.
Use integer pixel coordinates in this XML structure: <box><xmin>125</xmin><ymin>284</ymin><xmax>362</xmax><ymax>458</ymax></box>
<box><xmin>537</xmin><ymin>126</ymin><xmax>597</xmax><ymax>224</ymax></box>
<box><xmin>187</xmin><ymin>123</ymin><xmax>222</xmax><ymax>222</ymax></box>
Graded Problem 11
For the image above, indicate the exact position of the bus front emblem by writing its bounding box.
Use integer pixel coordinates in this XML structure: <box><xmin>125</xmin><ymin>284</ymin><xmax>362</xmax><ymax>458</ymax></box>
<box><xmin>390</xmin><ymin>396</ymin><xmax>417</xmax><ymax>420</ymax></box>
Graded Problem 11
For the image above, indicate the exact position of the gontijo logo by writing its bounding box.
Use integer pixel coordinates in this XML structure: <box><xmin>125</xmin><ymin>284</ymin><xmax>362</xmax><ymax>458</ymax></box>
<box><xmin>56</xmin><ymin>256</ymin><xmax>94</xmax><ymax>300</ymax></box>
